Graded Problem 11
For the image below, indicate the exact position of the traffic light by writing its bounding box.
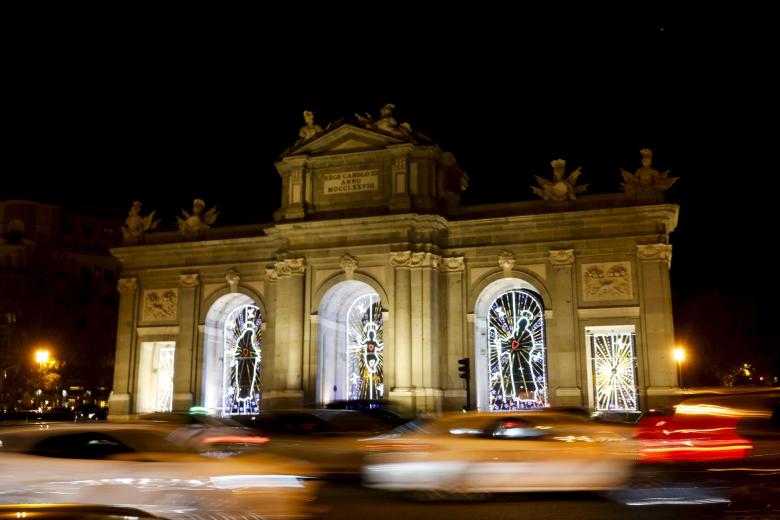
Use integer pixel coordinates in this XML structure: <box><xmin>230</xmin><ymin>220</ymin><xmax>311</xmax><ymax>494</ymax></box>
<box><xmin>458</xmin><ymin>357</ymin><xmax>470</xmax><ymax>380</ymax></box>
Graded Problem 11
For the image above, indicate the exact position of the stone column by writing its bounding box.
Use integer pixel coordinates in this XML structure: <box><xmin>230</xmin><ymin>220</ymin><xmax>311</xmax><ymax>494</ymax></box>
<box><xmin>548</xmin><ymin>249</ymin><xmax>582</xmax><ymax>406</ymax></box>
<box><xmin>109</xmin><ymin>277</ymin><xmax>138</xmax><ymax>418</ymax></box>
<box><xmin>266</xmin><ymin>258</ymin><xmax>306</xmax><ymax>409</ymax></box>
<box><xmin>636</xmin><ymin>244</ymin><xmax>677</xmax><ymax>407</ymax></box>
<box><xmin>261</xmin><ymin>266</ymin><xmax>278</xmax><ymax>403</ymax></box>
<box><xmin>389</xmin><ymin>252</ymin><xmax>413</xmax><ymax>407</ymax></box>
<box><xmin>440</xmin><ymin>257</ymin><xmax>466</xmax><ymax>411</ymax></box>
<box><xmin>173</xmin><ymin>273</ymin><xmax>199</xmax><ymax>412</ymax></box>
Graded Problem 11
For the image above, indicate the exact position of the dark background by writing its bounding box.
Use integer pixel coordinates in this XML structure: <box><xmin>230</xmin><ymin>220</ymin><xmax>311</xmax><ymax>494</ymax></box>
<box><xmin>4</xmin><ymin>8</ymin><xmax>777</xmax><ymax>385</ymax></box>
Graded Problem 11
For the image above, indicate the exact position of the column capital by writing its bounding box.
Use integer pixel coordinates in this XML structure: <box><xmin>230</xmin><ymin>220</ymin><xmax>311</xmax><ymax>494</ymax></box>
<box><xmin>225</xmin><ymin>268</ymin><xmax>240</xmax><ymax>292</ymax></box>
<box><xmin>390</xmin><ymin>251</ymin><xmax>441</xmax><ymax>268</ymax></box>
<box><xmin>439</xmin><ymin>256</ymin><xmax>465</xmax><ymax>272</ymax></box>
<box><xmin>179</xmin><ymin>273</ymin><xmax>199</xmax><ymax>288</ymax></box>
<box><xmin>637</xmin><ymin>243</ymin><xmax>673</xmax><ymax>268</ymax></box>
<box><xmin>269</xmin><ymin>257</ymin><xmax>306</xmax><ymax>279</ymax></box>
<box><xmin>117</xmin><ymin>277</ymin><xmax>137</xmax><ymax>293</ymax></box>
<box><xmin>549</xmin><ymin>249</ymin><xmax>575</xmax><ymax>266</ymax></box>
<box><xmin>340</xmin><ymin>254</ymin><xmax>359</xmax><ymax>280</ymax></box>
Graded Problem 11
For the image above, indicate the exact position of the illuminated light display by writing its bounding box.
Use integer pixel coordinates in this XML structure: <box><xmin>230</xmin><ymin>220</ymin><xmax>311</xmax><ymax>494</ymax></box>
<box><xmin>223</xmin><ymin>304</ymin><xmax>263</xmax><ymax>415</ymax></box>
<box><xmin>156</xmin><ymin>345</ymin><xmax>175</xmax><ymax>412</ymax></box>
<box><xmin>590</xmin><ymin>331</ymin><xmax>639</xmax><ymax>411</ymax></box>
<box><xmin>346</xmin><ymin>293</ymin><xmax>383</xmax><ymax>400</ymax></box>
<box><xmin>487</xmin><ymin>289</ymin><xmax>547</xmax><ymax>409</ymax></box>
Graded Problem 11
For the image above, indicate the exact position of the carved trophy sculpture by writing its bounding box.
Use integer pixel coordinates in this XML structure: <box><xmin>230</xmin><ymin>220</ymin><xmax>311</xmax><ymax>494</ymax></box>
<box><xmin>532</xmin><ymin>159</ymin><xmax>588</xmax><ymax>202</ymax></box>
<box><xmin>176</xmin><ymin>199</ymin><xmax>219</xmax><ymax>236</ymax></box>
<box><xmin>355</xmin><ymin>103</ymin><xmax>413</xmax><ymax>138</ymax></box>
<box><xmin>121</xmin><ymin>201</ymin><xmax>160</xmax><ymax>241</ymax></box>
<box><xmin>620</xmin><ymin>148</ymin><xmax>678</xmax><ymax>202</ymax></box>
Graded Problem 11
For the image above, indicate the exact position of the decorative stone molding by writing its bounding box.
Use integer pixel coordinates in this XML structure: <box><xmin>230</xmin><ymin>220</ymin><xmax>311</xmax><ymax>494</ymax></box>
<box><xmin>265</xmin><ymin>266</ymin><xmax>279</xmax><ymax>282</ymax></box>
<box><xmin>340</xmin><ymin>254</ymin><xmax>359</xmax><ymax>279</ymax></box>
<box><xmin>225</xmin><ymin>268</ymin><xmax>240</xmax><ymax>292</ymax></box>
<box><xmin>117</xmin><ymin>277</ymin><xmax>137</xmax><ymax>293</ymax></box>
<box><xmin>389</xmin><ymin>251</ymin><xmax>440</xmax><ymax>268</ymax></box>
<box><xmin>581</xmin><ymin>261</ymin><xmax>633</xmax><ymax>301</ymax></box>
<box><xmin>636</xmin><ymin>243</ymin><xmax>673</xmax><ymax>269</ymax></box>
<box><xmin>439</xmin><ymin>256</ymin><xmax>465</xmax><ymax>272</ymax></box>
<box><xmin>498</xmin><ymin>250</ymin><xmax>516</xmax><ymax>275</ymax></box>
<box><xmin>142</xmin><ymin>289</ymin><xmax>178</xmax><ymax>321</ymax></box>
<box><xmin>549</xmin><ymin>249</ymin><xmax>575</xmax><ymax>266</ymax></box>
<box><xmin>179</xmin><ymin>273</ymin><xmax>199</xmax><ymax>288</ymax></box>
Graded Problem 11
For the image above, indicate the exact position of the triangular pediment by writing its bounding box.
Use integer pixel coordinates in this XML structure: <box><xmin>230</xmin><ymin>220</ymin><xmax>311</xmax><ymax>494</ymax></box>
<box><xmin>282</xmin><ymin>124</ymin><xmax>406</xmax><ymax>157</ymax></box>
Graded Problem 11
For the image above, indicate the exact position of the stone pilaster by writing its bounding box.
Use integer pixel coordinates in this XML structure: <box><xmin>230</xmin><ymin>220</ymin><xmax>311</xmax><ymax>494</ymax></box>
<box><xmin>173</xmin><ymin>273</ymin><xmax>199</xmax><ymax>412</ymax></box>
<box><xmin>389</xmin><ymin>252</ymin><xmax>412</xmax><ymax>394</ymax></box>
<box><xmin>389</xmin><ymin>149</ymin><xmax>412</xmax><ymax>211</ymax></box>
<box><xmin>440</xmin><ymin>257</ymin><xmax>467</xmax><ymax>411</ymax></box>
<box><xmin>390</xmin><ymin>251</ymin><xmax>442</xmax><ymax>414</ymax></box>
<box><xmin>265</xmin><ymin>258</ymin><xmax>306</xmax><ymax>409</ymax></box>
<box><xmin>636</xmin><ymin>244</ymin><xmax>677</xmax><ymax>407</ymax></box>
<box><xmin>109</xmin><ymin>277</ymin><xmax>138</xmax><ymax>418</ymax></box>
<box><xmin>547</xmin><ymin>249</ymin><xmax>582</xmax><ymax>406</ymax></box>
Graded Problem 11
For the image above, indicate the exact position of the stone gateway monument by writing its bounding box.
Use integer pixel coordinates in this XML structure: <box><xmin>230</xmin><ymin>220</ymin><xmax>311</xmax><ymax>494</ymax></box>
<box><xmin>109</xmin><ymin>106</ymin><xmax>679</xmax><ymax>418</ymax></box>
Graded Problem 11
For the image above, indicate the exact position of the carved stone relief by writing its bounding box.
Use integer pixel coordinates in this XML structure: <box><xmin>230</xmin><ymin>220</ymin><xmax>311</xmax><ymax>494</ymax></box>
<box><xmin>142</xmin><ymin>288</ymin><xmax>178</xmax><ymax>321</ymax></box>
<box><xmin>267</xmin><ymin>258</ymin><xmax>306</xmax><ymax>280</ymax></box>
<box><xmin>226</xmin><ymin>268</ymin><xmax>240</xmax><ymax>292</ymax></box>
<box><xmin>581</xmin><ymin>261</ymin><xmax>633</xmax><ymax>301</ymax></box>
<box><xmin>389</xmin><ymin>251</ymin><xmax>440</xmax><ymax>268</ymax></box>
<box><xmin>498</xmin><ymin>250</ymin><xmax>516</xmax><ymax>274</ymax></box>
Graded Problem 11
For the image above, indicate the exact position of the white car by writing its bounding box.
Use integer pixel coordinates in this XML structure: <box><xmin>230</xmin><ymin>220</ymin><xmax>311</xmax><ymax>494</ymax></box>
<box><xmin>362</xmin><ymin>411</ymin><xmax>637</xmax><ymax>494</ymax></box>
<box><xmin>0</xmin><ymin>422</ymin><xmax>320</xmax><ymax>519</ymax></box>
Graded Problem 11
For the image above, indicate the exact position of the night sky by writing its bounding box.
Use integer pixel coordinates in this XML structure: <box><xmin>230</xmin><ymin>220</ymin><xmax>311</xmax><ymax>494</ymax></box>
<box><xmin>5</xmin><ymin>10</ymin><xmax>777</xmax><ymax>383</ymax></box>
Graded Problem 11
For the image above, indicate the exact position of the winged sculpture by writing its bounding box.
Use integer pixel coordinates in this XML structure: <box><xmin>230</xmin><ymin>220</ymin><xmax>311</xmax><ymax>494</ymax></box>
<box><xmin>177</xmin><ymin>199</ymin><xmax>219</xmax><ymax>236</ymax></box>
<box><xmin>121</xmin><ymin>201</ymin><xmax>160</xmax><ymax>240</ymax></box>
<box><xmin>620</xmin><ymin>148</ymin><xmax>677</xmax><ymax>200</ymax></box>
<box><xmin>531</xmin><ymin>159</ymin><xmax>588</xmax><ymax>202</ymax></box>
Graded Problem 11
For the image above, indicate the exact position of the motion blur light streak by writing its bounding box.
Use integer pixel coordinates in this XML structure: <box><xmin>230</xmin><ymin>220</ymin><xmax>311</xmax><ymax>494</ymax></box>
<box><xmin>208</xmin><ymin>475</ymin><xmax>305</xmax><ymax>489</ymax></box>
<box><xmin>675</xmin><ymin>403</ymin><xmax>771</xmax><ymax>418</ymax></box>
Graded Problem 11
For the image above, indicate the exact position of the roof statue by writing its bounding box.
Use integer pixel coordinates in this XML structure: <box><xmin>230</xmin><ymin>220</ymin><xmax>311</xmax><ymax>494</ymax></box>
<box><xmin>297</xmin><ymin>110</ymin><xmax>324</xmax><ymax>143</ymax></box>
<box><xmin>620</xmin><ymin>148</ymin><xmax>678</xmax><ymax>202</ymax></box>
<box><xmin>531</xmin><ymin>159</ymin><xmax>588</xmax><ymax>202</ymax></box>
<box><xmin>355</xmin><ymin>103</ymin><xmax>413</xmax><ymax>138</ymax></box>
<box><xmin>176</xmin><ymin>198</ymin><xmax>219</xmax><ymax>236</ymax></box>
<box><xmin>121</xmin><ymin>201</ymin><xmax>160</xmax><ymax>241</ymax></box>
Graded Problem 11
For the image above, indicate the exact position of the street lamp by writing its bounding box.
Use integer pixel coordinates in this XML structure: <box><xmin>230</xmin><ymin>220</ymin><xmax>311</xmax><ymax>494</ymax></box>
<box><xmin>673</xmin><ymin>347</ymin><xmax>686</xmax><ymax>389</ymax></box>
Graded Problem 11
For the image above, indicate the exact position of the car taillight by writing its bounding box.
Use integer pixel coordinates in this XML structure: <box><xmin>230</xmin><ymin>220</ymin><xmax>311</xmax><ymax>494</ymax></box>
<box><xmin>201</xmin><ymin>435</ymin><xmax>270</xmax><ymax>444</ymax></box>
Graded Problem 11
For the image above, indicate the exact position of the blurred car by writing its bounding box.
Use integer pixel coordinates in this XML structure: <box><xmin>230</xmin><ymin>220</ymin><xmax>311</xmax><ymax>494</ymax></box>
<box><xmin>362</xmin><ymin>410</ymin><xmax>637</xmax><ymax>494</ymax></box>
<box><xmin>323</xmin><ymin>400</ymin><xmax>412</xmax><ymax>428</ymax></box>
<box><xmin>74</xmin><ymin>404</ymin><xmax>108</xmax><ymax>421</ymax></box>
<box><xmin>235</xmin><ymin>409</ymin><xmax>398</xmax><ymax>477</ymax></box>
<box><xmin>632</xmin><ymin>391</ymin><xmax>780</xmax><ymax>507</ymax></box>
<box><xmin>0</xmin><ymin>422</ymin><xmax>320</xmax><ymax>519</ymax></box>
<box><xmin>1</xmin><ymin>409</ymin><xmax>75</xmax><ymax>425</ymax></box>
<box><xmin>0</xmin><ymin>503</ymin><xmax>163</xmax><ymax>520</ymax></box>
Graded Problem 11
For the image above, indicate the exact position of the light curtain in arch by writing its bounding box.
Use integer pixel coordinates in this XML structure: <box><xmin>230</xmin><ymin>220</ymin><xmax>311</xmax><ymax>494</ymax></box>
<box><xmin>488</xmin><ymin>289</ymin><xmax>548</xmax><ymax>409</ymax></box>
<box><xmin>223</xmin><ymin>304</ymin><xmax>263</xmax><ymax>415</ymax></box>
<box><xmin>346</xmin><ymin>293</ymin><xmax>384</xmax><ymax>400</ymax></box>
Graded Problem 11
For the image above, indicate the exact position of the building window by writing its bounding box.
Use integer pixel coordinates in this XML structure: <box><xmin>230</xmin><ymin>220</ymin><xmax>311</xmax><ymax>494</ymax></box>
<box><xmin>223</xmin><ymin>304</ymin><xmax>262</xmax><ymax>416</ymax></box>
<box><xmin>346</xmin><ymin>293</ymin><xmax>384</xmax><ymax>400</ymax></box>
<box><xmin>586</xmin><ymin>325</ymin><xmax>638</xmax><ymax>412</ymax></box>
<box><xmin>156</xmin><ymin>345</ymin><xmax>175</xmax><ymax>412</ymax></box>
<box><xmin>487</xmin><ymin>289</ymin><xmax>547</xmax><ymax>410</ymax></box>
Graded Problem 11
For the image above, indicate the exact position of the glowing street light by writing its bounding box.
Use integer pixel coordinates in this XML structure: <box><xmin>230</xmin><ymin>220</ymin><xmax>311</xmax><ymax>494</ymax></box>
<box><xmin>35</xmin><ymin>349</ymin><xmax>50</xmax><ymax>367</ymax></box>
<box><xmin>673</xmin><ymin>347</ymin><xmax>685</xmax><ymax>389</ymax></box>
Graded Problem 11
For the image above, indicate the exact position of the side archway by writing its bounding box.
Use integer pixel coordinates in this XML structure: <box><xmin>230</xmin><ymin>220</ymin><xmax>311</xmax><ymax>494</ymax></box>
<box><xmin>202</xmin><ymin>292</ymin><xmax>263</xmax><ymax>415</ymax></box>
<box><xmin>474</xmin><ymin>277</ymin><xmax>549</xmax><ymax>411</ymax></box>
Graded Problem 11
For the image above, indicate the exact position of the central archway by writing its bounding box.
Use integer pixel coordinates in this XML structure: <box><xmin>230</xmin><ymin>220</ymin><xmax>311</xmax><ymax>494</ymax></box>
<box><xmin>317</xmin><ymin>280</ymin><xmax>384</xmax><ymax>404</ymax></box>
<box><xmin>474</xmin><ymin>278</ymin><xmax>548</xmax><ymax>411</ymax></box>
